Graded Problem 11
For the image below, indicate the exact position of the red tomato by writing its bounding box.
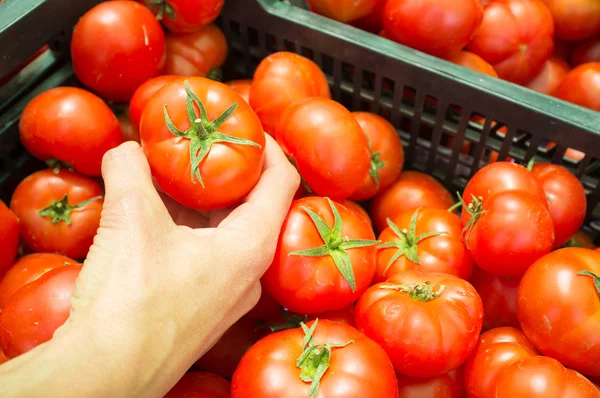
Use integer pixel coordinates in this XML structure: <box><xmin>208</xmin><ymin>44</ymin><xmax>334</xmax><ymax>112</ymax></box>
<box><xmin>467</xmin><ymin>0</ymin><xmax>555</xmax><ymax>85</ymax></box>
<box><xmin>383</xmin><ymin>0</ymin><xmax>483</xmax><ymax>60</ymax></box>
<box><xmin>349</xmin><ymin>112</ymin><xmax>404</xmax><ymax>201</ymax></box>
<box><xmin>0</xmin><ymin>349</ymin><xmax>8</xmax><ymax>365</ymax></box>
<box><xmin>140</xmin><ymin>77</ymin><xmax>265</xmax><ymax>210</ymax></box>
<box><xmin>262</xmin><ymin>197</ymin><xmax>378</xmax><ymax>314</ymax></box>
<box><xmin>244</xmin><ymin>285</ymin><xmax>281</xmax><ymax>321</ymax></box>
<box><xmin>10</xmin><ymin>169</ymin><xmax>103</xmax><ymax>259</ymax></box>
<box><xmin>0</xmin><ymin>265</ymin><xmax>81</xmax><ymax>358</ymax></box>
<box><xmin>370</xmin><ymin>171</ymin><xmax>454</xmax><ymax>233</ymax></box>
<box><xmin>451</xmin><ymin>51</ymin><xmax>499</xmax><ymax>77</ymax></box>
<box><xmin>231</xmin><ymin>320</ymin><xmax>398</xmax><ymax>398</ymax></box>
<box><xmin>308</xmin><ymin>305</ymin><xmax>355</xmax><ymax>327</ymax></box>
<box><xmin>553</xmin><ymin>62</ymin><xmax>600</xmax><ymax>111</ymax></box>
<box><xmin>250</xmin><ymin>52</ymin><xmax>330</xmax><ymax>135</ymax></box>
<box><xmin>165</xmin><ymin>372</ymin><xmax>230</xmax><ymax>398</ymax></box>
<box><xmin>531</xmin><ymin>163</ymin><xmax>586</xmax><ymax>248</ymax></box>
<box><xmin>307</xmin><ymin>0</ymin><xmax>383</xmax><ymax>23</ymax></box>
<box><xmin>164</xmin><ymin>24</ymin><xmax>228</xmax><ymax>77</ymax></box>
<box><xmin>540</xmin><ymin>0</ymin><xmax>600</xmax><ymax>41</ymax></box>
<box><xmin>375</xmin><ymin>207</ymin><xmax>473</xmax><ymax>283</ymax></box>
<box><xmin>495</xmin><ymin>356</ymin><xmax>600</xmax><ymax>397</ymax></box>
<box><xmin>225</xmin><ymin>79</ymin><xmax>252</xmax><ymax>104</ymax></box>
<box><xmin>129</xmin><ymin>75</ymin><xmax>180</xmax><ymax>128</ymax></box>
<box><xmin>0</xmin><ymin>253</ymin><xmax>80</xmax><ymax>309</ymax></box>
<box><xmin>0</xmin><ymin>200</ymin><xmax>19</xmax><ymax>273</ymax></box>
<box><xmin>397</xmin><ymin>368</ymin><xmax>465</xmax><ymax>398</ymax></box>
<box><xmin>517</xmin><ymin>248</ymin><xmax>600</xmax><ymax>377</ymax></box>
<box><xmin>355</xmin><ymin>271</ymin><xmax>484</xmax><ymax>377</ymax></box>
<box><xmin>142</xmin><ymin>0</ymin><xmax>224</xmax><ymax>33</ymax></box>
<box><xmin>571</xmin><ymin>37</ymin><xmax>600</xmax><ymax>67</ymax></box>
<box><xmin>526</xmin><ymin>56</ymin><xmax>571</xmax><ymax>95</ymax></box>
<box><xmin>341</xmin><ymin>200</ymin><xmax>372</xmax><ymax>230</ymax></box>
<box><xmin>19</xmin><ymin>87</ymin><xmax>123</xmax><ymax>177</ymax></box>
<box><xmin>564</xmin><ymin>230</ymin><xmax>597</xmax><ymax>250</ymax></box>
<box><xmin>276</xmin><ymin>98</ymin><xmax>371</xmax><ymax>200</ymax></box>
<box><xmin>350</xmin><ymin>0</ymin><xmax>385</xmax><ymax>33</ymax></box>
<box><xmin>117</xmin><ymin>112</ymin><xmax>141</xmax><ymax>143</ymax></box>
<box><xmin>71</xmin><ymin>1</ymin><xmax>166</xmax><ymax>102</ymax></box>
<box><xmin>464</xmin><ymin>327</ymin><xmax>538</xmax><ymax>398</ymax></box>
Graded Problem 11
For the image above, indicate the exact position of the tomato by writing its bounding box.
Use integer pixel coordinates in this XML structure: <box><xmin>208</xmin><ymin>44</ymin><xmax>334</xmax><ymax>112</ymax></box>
<box><xmin>0</xmin><ymin>200</ymin><xmax>19</xmax><ymax>273</ymax></box>
<box><xmin>10</xmin><ymin>169</ymin><xmax>103</xmax><ymax>260</ymax></box>
<box><xmin>164</xmin><ymin>24</ymin><xmax>228</xmax><ymax>77</ymax></box>
<box><xmin>260</xmin><ymin>305</ymin><xmax>357</xmax><ymax>336</ymax></box>
<box><xmin>262</xmin><ymin>197</ymin><xmax>378</xmax><ymax>314</ymax></box>
<box><xmin>129</xmin><ymin>75</ymin><xmax>180</xmax><ymax>128</ymax></box>
<box><xmin>71</xmin><ymin>1</ymin><xmax>166</xmax><ymax>102</ymax></box>
<box><xmin>231</xmin><ymin>320</ymin><xmax>398</xmax><ymax>398</ymax></box>
<box><xmin>383</xmin><ymin>0</ymin><xmax>483</xmax><ymax>60</ymax></box>
<box><xmin>249</xmin><ymin>52</ymin><xmax>330</xmax><ymax>135</ymax></box>
<box><xmin>165</xmin><ymin>372</ymin><xmax>230</xmax><ymax>398</ymax></box>
<box><xmin>276</xmin><ymin>98</ymin><xmax>371</xmax><ymax>200</ymax></box>
<box><xmin>140</xmin><ymin>77</ymin><xmax>265</xmax><ymax>210</ymax></box>
<box><xmin>117</xmin><ymin>112</ymin><xmax>141</xmax><ymax>143</ymax></box>
<box><xmin>563</xmin><ymin>230</ymin><xmax>597</xmax><ymax>250</ymax></box>
<box><xmin>355</xmin><ymin>271</ymin><xmax>483</xmax><ymax>377</ymax></box>
<box><xmin>451</xmin><ymin>51</ymin><xmax>499</xmax><ymax>77</ymax></box>
<box><xmin>0</xmin><ymin>253</ymin><xmax>80</xmax><ymax>309</ymax></box>
<box><xmin>397</xmin><ymin>368</ymin><xmax>465</xmax><ymax>398</ymax></box>
<box><xmin>467</xmin><ymin>0</ymin><xmax>555</xmax><ymax>85</ymax></box>
<box><xmin>370</xmin><ymin>171</ymin><xmax>454</xmax><ymax>233</ymax></box>
<box><xmin>495</xmin><ymin>356</ymin><xmax>600</xmax><ymax>397</ymax></box>
<box><xmin>517</xmin><ymin>248</ymin><xmax>600</xmax><ymax>377</ymax></box>
<box><xmin>142</xmin><ymin>0</ymin><xmax>224</xmax><ymax>33</ymax></box>
<box><xmin>526</xmin><ymin>56</ymin><xmax>571</xmax><ymax>95</ymax></box>
<box><xmin>350</xmin><ymin>0</ymin><xmax>385</xmax><ymax>33</ymax></box>
<box><xmin>531</xmin><ymin>163</ymin><xmax>586</xmax><ymax>248</ymax></box>
<box><xmin>0</xmin><ymin>349</ymin><xmax>8</xmax><ymax>365</ymax></box>
<box><xmin>571</xmin><ymin>37</ymin><xmax>600</xmax><ymax>67</ymax></box>
<box><xmin>464</xmin><ymin>327</ymin><xmax>538</xmax><ymax>398</ymax></box>
<box><xmin>553</xmin><ymin>62</ymin><xmax>600</xmax><ymax>111</ymax></box>
<box><xmin>349</xmin><ymin>112</ymin><xmax>404</xmax><ymax>201</ymax></box>
<box><xmin>245</xmin><ymin>285</ymin><xmax>281</xmax><ymax>321</ymax></box>
<box><xmin>375</xmin><ymin>207</ymin><xmax>473</xmax><ymax>283</ymax></box>
<box><xmin>307</xmin><ymin>0</ymin><xmax>383</xmax><ymax>23</ymax></box>
<box><xmin>19</xmin><ymin>87</ymin><xmax>123</xmax><ymax>177</ymax></box>
<box><xmin>470</xmin><ymin>266</ymin><xmax>522</xmax><ymax>330</ymax></box>
<box><xmin>225</xmin><ymin>79</ymin><xmax>252</xmax><ymax>104</ymax></box>
<box><xmin>0</xmin><ymin>265</ymin><xmax>81</xmax><ymax>358</ymax></box>
<box><xmin>341</xmin><ymin>200</ymin><xmax>372</xmax><ymax>229</ymax></box>
<box><xmin>540</xmin><ymin>0</ymin><xmax>600</xmax><ymax>41</ymax></box>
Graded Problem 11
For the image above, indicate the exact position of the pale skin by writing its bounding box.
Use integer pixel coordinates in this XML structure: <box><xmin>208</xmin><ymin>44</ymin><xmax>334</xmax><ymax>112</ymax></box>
<box><xmin>0</xmin><ymin>135</ymin><xmax>300</xmax><ymax>397</ymax></box>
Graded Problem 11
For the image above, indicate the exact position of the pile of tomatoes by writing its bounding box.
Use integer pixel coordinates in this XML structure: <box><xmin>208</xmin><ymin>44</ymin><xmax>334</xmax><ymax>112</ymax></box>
<box><xmin>1</xmin><ymin>0</ymin><xmax>600</xmax><ymax>397</ymax></box>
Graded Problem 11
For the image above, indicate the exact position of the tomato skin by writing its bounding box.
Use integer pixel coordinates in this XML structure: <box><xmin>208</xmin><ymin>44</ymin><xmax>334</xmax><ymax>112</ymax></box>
<box><xmin>250</xmin><ymin>52</ymin><xmax>331</xmax><ymax>136</ymax></box>
<box><xmin>451</xmin><ymin>51</ymin><xmax>499</xmax><ymax>77</ymax></box>
<box><xmin>19</xmin><ymin>87</ymin><xmax>123</xmax><ymax>177</ymax></box>
<box><xmin>526</xmin><ymin>56</ymin><xmax>571</xmax><ymax>95</ymax></box>
<box><xmin>371</xmin><ymin>171</ymin><xmax>454</xmax><ymax>233</ymax></box>
<box><xmin>540</xmin><ymin>0</ymin><xmax>600</xmax><ymax>41</ymax></box>
<box><xmin>118</xmin><ymin>112</ymin><xmax>141</xmax><ymax>143</ymax></box>
<box><xmin>530</xmin><ymin>163</ymin><xmax>586</xmax><ymax>248</ymax></box>
<box><xmin>355</xmin><ymin>271</ymin><xmax>484</xmax><ymax>378</ymax></box>
<box><xmin>225</xmin><ymin>79</ymin><xmax>252</xmax><ymax>104</ymax></box>
<box><xmin>129</xmin><ymin>75</ymin><xmax>180</xmax><ymax>128</ymax></box>
<box><xmin>349</xmin><ymin>112</ymin><xmax>405</xmax><ymax>201</ymax></box>
<box><xmin>564</xmin><ymin>230</ymin><xmax>597</xmax><ymax>250</ymax></box>
<box><xmin>165</xmin><ymin>372</ymin><xmax>230</xmax><ymax>398</ymax></box>
<box><xmin>397</xmin><ymin>368</ymin><xmax>465</xmax><ymax>398</ymax></box>
<box><xmin>375</xmin><ymin>207</ymin><xmax>473</xmax><ymax>283</ymax></box>
<box><xmin>571</xmin><ymin>37</ymin><xmax>600</xmax><ymax>67</ymax></box>
<box><xmin>517</xmin><ymin>248</ymin><xmax>600</xmax><ymax>377</ymax></box>
<box><xmin>0</xmin><ymin>265</ymin><xmax>81</xmax><ymax>358</ymax></box>
<box><xmin>0</xmin><ymin>253</ymin><xmax>80</xmax><ymax>309</ymax></box>
<box><xmin>231</xmin><ymin>320</ymin><xmax>398</xmax><ymax>398</ymax></box>
<box><xmin>262</xmin><ymin>197</ymin><xmax>377</xmax><ymax>314</ymax></box>
<box><xmin>244</xmin><ymin>285</ymin><xmax>280</xmax><ymax>321</ymax></box>
<box><xmin>145</xmin><ymin>0</ymin><xmax>224</xmax><ymax>33</ymax></box>
<box><xmin>140</xmin><ymin>77</ymin><xmax>265</xmax><ymax>210</ymax></box>
<box><xmin>164</xmin><ymin>24</ymin><xmax>228</xmax><ymax>77</ymax></box>
<box><xmin>307</xmin><ymin>0</ymin><xmax>383</xmax><ymax>23</ymax></box>
<box><xmin>276</xmin><ymin>98</ymin><xmax>371</xmax><ymax>200</ymax></box>
<box><xmin>71</xmin><ymin>1</ymin><xmax>166</xmax><ymax>102</ymax></box>
<box><xmin>467</xmin><ymin>0</ymin><xmax>555</xmax><ymax>85</ymax></box>
<box><xmin>383</xmin><ymin>0</ymin><xmax>483</xmax><ymax>60</ymax></box>
<box><xmin>553</xmin><ymin>62</ymin><xmax>600</xmax><ymax>111</ymax></box>
<box><xmin>10</xmin><ymin>169</ymin><xmax>103</xmax><ymax>260</ymax></box>
<box><xmin>341</xmin><ymin>200</ymin><xmax>372</xmax><ymax>230</ymax></box>
<box><xmin>0</xmin><ymin>201</ymin><xmax>19</xmax><ymax>273</ymax></box>
<box><xmin>350</xmin><ymin>0</ymin><xmax>385</xmax><ymax>33</ymax></box>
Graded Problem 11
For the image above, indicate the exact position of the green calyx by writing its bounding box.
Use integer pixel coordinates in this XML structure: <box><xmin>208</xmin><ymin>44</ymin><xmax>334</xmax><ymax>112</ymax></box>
<box><xmin>526</xmin><ymin>156</ymin><xmax>536</xmax><ymax>171</ymax></box>
<box><xmin>578</xmin><ymin>270</ymin><xmax>600</xmax><ymax>295</ymax></box>
<box><xmin>378</xmin><ymin>208</ymin><xmax>444</xmax><ymax>275</ymax></box>
<box><xmin>257</xmin><ymin>306</ymin><xmax>308</xmax><ymax>333</ymax></box>
<box><xmin>146</xmin><ymin>0</ymin><xmax>176</xmax><ymax>20</ymax></box>
<box><xmin>289</xmin><ymin>198</ymin><xmax>380</xmax><ymax>292</ymax></box>
<box><xmin>381</xmin><ymin>281</ymin><xmax>446</xmax><ymax>302</ymax></box>
<box><xmin>164</xmin><ymin>80</ymin><xmax>262</xmax><ymax>188</ymax></box>
<box><xmin>296</xmin><ymin>320</ymin><xmax>353</xmax><ymax>398</ymax></box>
<box><xmin>38</xmin><ymin>194</ymin><xmax>102</xmax><ymax>225</ymax></box>
<box><xmin>366</xmin><ymin>135</ymin><xmax>385</xmax><ymax>189</ymax></box>
<box><xmin>46</xmin><ymin>158</ymin><xmax>73</xmax><ymax>174</ymax></box>
<box><xmin>458</xmin><ymin>192</ymin><xmax>486</xmax><ymax>248</ymax></box>
<box><xmin>206</xmin><ymin>68</ymin><xmax>223</xmax><ymax>82</ymax></box>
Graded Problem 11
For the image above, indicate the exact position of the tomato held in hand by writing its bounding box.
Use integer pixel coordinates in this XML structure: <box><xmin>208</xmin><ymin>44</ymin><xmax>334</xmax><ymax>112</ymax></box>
<box><xmin>468</xmin><ymin>0</ymin><xmax>554</xmax><ymax>84</ymax></box>
<box><xmin>397</xmin><ymin>368</ymin><xmax>465</xmax><ymax>398</ymax></box>
<box><xmin>0</xmin><ymin>200</ymin><xmax>19</xmax><ymax>273</ymax></box>
<box><xmin>0</xmin><ymin>265</ymin><xmax>82</xmax><ymax>359</ymax></box>
<box><xmin>517</xmin><ymin>248</ymin><xmax>600</xmax><ymax>377</ymax></box>
<box><xmin>553</xmin><ymin>62</ymin><xmax>600</xmax><ymax>111</ymax></box>
<box><xmin>540</xmin><ymin>0</ymin><xmax>600</xmax><ymax>41</ymax></box>
<box><xmin>355</xmin><ymin>271</ymin><xmax>484</xmax><ymax>377</ymax></box>
<box><xmin>71</xmin><ymin>1</ymin><xmax>166</xmax><ymax>102</ymax></box>
<box><xmin>164</xmin><ymin>24</ymin><xmax>228</xmax><ymax>77</ymax></box>
<box><xmin>165</xmin><ymin>372</ymin><xmax>230</xmax><ymax>398</ymax></box>
<box><xmin>250</xmin><ymin>52</ymin><xmax>330</xmax><ymax>135</ymax></box>
<box><xmin>129</xmin><ymin>75</ymin><xmax>180</xmax><ymax>128</ymax></box>
<box><xmin>140</xmin><ymin>77</ymin><xmax>265</xmax><ymax>210</ymax></box>
<box><xmin>19</xmin><ymin>87</ymin><xmax>123</xmax><ymax>177</ymax></box>
<box><xmin>451</xmin><ymin>51</ymin><xmax>499</xmax><ymax>77</ymax></box>
<box><xmin>383</xmin><ymin>0</ymin><xmax>483</xmax><ymax>60</ymax></box>
<box><xmin>232</xmin><ymin>320</ymin><xmax>398</xmax><ymax>398</ymax></box>
<box><xmin>349</xmin><ymin>112</ymin><xmax>404</xmax><ymax>201</ymax></box>
<box><xmin>375</xmin><ymin>207</ymin><xmax>473</xmax><ymax>283</ymax></box>
<box><xmin>571</xmin><ymin>37</ymin><xmax>600</xmax><ymax>67</ymax></box>
<box><xmin>262</xmin><ymin>197</ymin><xmax>378</xmax><ymax>314</ymax></box>
<box><xmin>225</xmin><ymin>79</ymin><xmax>252</xmax><ymax>104</ymax></box>
<box><xmin>307</xmin><ymin>0</ymin><xmax>384</xmax><ymax>23</ymax></box>
<box><xmin>526</xmin><ymin>56</ymin><xmax>571</xmax><ymax>95</ymax></box>
<box><xmin>10</xmin><ymin>169</ymin><xmax>103</xmax><ymax>260</ymax></box>
<box><xmin>276</xmin><ymin>99</ymin><xmax>371</xmax><ymax>200</ymax></box>
<box><xmin>142</xmin><ymin>0</ymin><xmax>224</xmax><ymax>33</ymax></box>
